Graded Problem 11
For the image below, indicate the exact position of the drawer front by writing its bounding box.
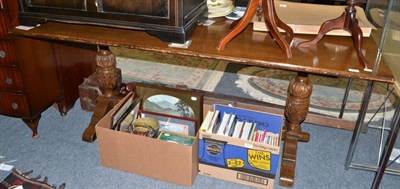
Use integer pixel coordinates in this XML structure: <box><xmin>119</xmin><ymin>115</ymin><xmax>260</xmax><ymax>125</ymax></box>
<box><xmin>0</xmin><ymin>67</ymin><xmax>23</xmax><ymax>91</ymax></box>
<box><xmin>0</xmin><ymin>41</ymin><xmax>17</xmax><ymax>66</ymax></box>
<box><xmin>0</xmin><ymin>92</ymin><xmax>29</xmax><ymax>117</ymax></box>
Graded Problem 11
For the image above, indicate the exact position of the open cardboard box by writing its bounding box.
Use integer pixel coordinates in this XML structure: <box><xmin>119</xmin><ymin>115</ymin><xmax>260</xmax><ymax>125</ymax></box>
<box><xmin>198</xmin><ymin>104</ymin><xmax>283</xmax><ymax>189</ymax></box>
<box><xmin>95</xmin><ymin>93</ymin><xmax>199</xmax><ymax>186</ymax></box>
<box><xmin>95</xmin><ymin>84</ymin><xmax>282</xmax><ymax>188</ymax></box>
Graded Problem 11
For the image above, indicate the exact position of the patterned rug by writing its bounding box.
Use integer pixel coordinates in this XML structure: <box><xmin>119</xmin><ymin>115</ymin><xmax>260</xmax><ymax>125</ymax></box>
<box><xmin>0</xmin><ymin>168</ymin><xmax>65</xmax><ymax>189</ymax></box>
<box><xmin>109</xmin><ymin>48</ymin><xmax>397</xmax><ymax>122</ymax></box>
<box><xmin>235</xmin><ymin>66</ymin><xmax>397</xmax><ymax>121</ymax></box>
<box><xmin>110</xmin><ymin>47</ymin><xmax>229</xmax><ymax>91</ymax></box>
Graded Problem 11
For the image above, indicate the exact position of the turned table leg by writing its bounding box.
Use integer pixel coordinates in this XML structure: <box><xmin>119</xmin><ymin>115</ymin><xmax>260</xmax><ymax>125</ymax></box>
<box><xmin>22</xmin><ymin>114</ymin><xmax>41</xmax><ymax>139</ymax></box>
<box><xmin>280</xmin><ymin>72</ymin><xmax>312</xmax><ymax>187</ymax></box>
<box><xmin>82</xmin><ymin>49</ymin><xmax>120</xmax><ymax>142</ymax></box>
<box><xmin>82</xmin><ymin>96</ymin><xmax>116</xmax><ymax>142</ymax></box>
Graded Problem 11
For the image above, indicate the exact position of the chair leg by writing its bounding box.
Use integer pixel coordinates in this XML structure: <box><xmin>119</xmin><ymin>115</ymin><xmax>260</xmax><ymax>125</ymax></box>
<box><xmin>262</xmin><ymin>0</ymin><xmax>293</xmax><ymax>58</ymax></box>
<box><xmin>348</xmin><ymin>17</ymin><xmax>367</xmax><ymax>68</ymax></box>
<box><xmin>298</xmin><ymin>1</ymin><xmax>368</xmax><ymax>69</ymax></box>
<box><xmin>298</xmin><ymin>12</ymin><xmax>346</xmax><ymax>48</ymax></box>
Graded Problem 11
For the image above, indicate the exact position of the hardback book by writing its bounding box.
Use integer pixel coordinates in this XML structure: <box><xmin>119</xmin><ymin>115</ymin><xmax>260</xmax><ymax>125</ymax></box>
<box><xmin>201</xmin><ymin>110</ymin><xmax>215</xmax><ymax>132</ymax></box>
<box><xmin>208</xmin><ymin>110</ymin><xmax>220</xmax><ymax>133</ymax></box>
<box><xmin>240</xmin><ymin>122</ymin><xmax>255</xmax><ymax>140</ymax></box>
<box><xmin>253</xmin><ymin>0</ymin><xmax>375</xmax><ymax>37</ymax></box>
<box><xmin>262</xmin><ymin>132</ymin><xmax>280</xmax><ymax>147</ymax></box>
<box><xmin>232</xmin><ymin>121</ymin><xmax>244</xmax><ymax>138</ymax></box>
<box><xmin>224</xmin><ymin>114</ymin><xmax>236</xmax><ymax>136</ymax></box>
<box><xmin>217</xmin><ymin>112</ymin><xmax>231</xmax><ymax>135</ymax></box>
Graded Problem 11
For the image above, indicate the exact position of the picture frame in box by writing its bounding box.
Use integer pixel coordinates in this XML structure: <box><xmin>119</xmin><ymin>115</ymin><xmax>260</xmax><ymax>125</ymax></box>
<box><xmin>139</xmin><ymin>110</ymin><xmax>197</xmax><ymax>136</ymax></box>
<box><xmin>110</xmin><ymin>92</ymin><xmax>142</xmax><ymax>132</ymax></box>
<box><xmin>134</xmin><ymin>84</ymin><xmax>203</xmax><ymax>134</ymax></box>
<box><xmin>157</xmin><ymin>131</ymin><xmax>196</xmax><ymax>146</ymax></box>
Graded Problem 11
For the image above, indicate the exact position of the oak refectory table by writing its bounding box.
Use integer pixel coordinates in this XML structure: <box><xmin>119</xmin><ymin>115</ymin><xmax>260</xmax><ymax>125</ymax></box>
<box><xmin>10</xmin><ymin>18</ymin><xmax>395</xmax><ymax>187</ymax></box>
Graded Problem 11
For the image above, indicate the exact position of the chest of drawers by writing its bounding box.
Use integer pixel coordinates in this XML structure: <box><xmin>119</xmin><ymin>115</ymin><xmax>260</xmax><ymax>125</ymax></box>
<box><xmin>0</xmin><ymin>0</ymin><xmax>27</xmax><ymax>117</ymax></box>
<box><xmin>1</xmin><ymin>0</ymin><xmax>97</xmax><ymax>138</ymax></box>
<box><xmin>0</xmin><ymin>0</ymin><xmax>63</xmax><ymax>138</ymax></box>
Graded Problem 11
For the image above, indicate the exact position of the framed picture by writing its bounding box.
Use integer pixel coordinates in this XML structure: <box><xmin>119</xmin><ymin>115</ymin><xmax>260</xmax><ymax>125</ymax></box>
<box><xmin>111</xmin><ymin>92</ymin><xmax>142</xmax><ymax>132</ymax></box>
<box><xmin>157</xmin><ymin>131</ymin><xmax>196</xmax><ymax>146</ymax></box>
<box><xmin>139</xmin><ymin>110</ymin><xmax>197</xmax><ymax>136</ymax></box>
<box><xmin>111</xmin><ymin>92</ymin><xmax>134</xmax><ymax>129</ymax></box>
<box><xmin>134</xmin><ymin>84</ymin><xmax>203</xmax><ymax>133</ymax></box>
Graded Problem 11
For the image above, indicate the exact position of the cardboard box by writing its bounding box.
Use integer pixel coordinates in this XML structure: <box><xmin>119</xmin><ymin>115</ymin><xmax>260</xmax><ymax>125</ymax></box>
<box><xmin>95</xmin><ymin>94</ymin><xmax>198</xmax><ymax>186</ymax></box>
<box><xmin>199</xmin><ymin>104</ymin><xmax>283</xmax><ymax>189</ymax></box>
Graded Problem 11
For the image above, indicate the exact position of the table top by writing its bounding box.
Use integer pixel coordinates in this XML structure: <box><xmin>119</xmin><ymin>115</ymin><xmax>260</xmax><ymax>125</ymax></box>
<box><xmin>10</xmin><ymin>18</ymin><xmax>395</xmax><ymax>83</ymax></box>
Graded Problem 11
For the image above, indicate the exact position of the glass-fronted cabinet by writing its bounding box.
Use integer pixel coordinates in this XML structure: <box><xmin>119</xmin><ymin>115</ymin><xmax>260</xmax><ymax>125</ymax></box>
<box><xmin>349</xmin><ymin>0</ymin><xmax>400</xmax><ymax>184</ymax></box>
<box><xmin>366</xmin><ymin>0</ymin><xmax>400</xmax><ymax>94</ymax></box>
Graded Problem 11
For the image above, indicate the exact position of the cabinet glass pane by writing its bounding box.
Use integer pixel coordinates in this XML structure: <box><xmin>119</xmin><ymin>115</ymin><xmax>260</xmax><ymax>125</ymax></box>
<box><xmin>28</xmin><ymin>0</ymin><xmax>86</xmax><ymax>10</ymax></box>
<box><xmin>101</xmin><ymin>0</ymin><xmax>169</xmax><ymax>17</ymax></box>
<box><xmin>367</xmin><ymin>0</ymin><xmax>400</xmax><ymax>92</ymax></box>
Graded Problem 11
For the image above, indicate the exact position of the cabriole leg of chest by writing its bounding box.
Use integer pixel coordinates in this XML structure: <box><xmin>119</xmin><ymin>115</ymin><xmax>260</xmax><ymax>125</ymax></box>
<box><xmin>22</xmin><ymin>114</ymin><xmax>41</xmax><ymax>139</ymax></box>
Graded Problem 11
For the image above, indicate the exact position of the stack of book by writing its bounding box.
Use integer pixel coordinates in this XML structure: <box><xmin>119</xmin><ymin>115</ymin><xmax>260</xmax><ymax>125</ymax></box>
<box><xmin>198</xmin><ymin>104</ymin><xmax>283</xmax><ymax>188</ymax></box>
<box><xmin>201</xmin><ymin>108</ymin><xmax>280</xmax><ymax>147</ymax></box>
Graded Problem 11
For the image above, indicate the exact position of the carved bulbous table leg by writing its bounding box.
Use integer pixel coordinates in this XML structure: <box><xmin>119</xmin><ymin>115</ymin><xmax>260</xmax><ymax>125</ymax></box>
<box><xmin>96</xmin><ymin>50</ymin><xmax>118</xmax><ymax>98</ymax></box>
<box><xmin>280</xmin><ymin>72</ymin><xmax>312</xmax><ymax>187</ymax></box>
<box><xmin>82</xmin><ymin>50</ymin><xmax>121</xmax><ymax>142</ymax></box>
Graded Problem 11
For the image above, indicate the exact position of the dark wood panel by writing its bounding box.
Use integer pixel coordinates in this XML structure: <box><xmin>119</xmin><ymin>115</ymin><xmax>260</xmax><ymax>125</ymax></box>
<box><xmin>53</xmin><ymin>42</ymin><xmax>97</xmax><ymax>113</ymax></box>
<box><xmin>101</xmin><ymin>0</ymin><xmax>169</xmax><ymax>17</ymax></box>
<box><xmin>0</xmin><ymin>10</ymin><xmax>8</xmax><ymax>38</ymax></box>
<box><xmin>3</xmin><ymin>0</ymin><xmax>19</xmax><ymax>27</ymax></box>
<box><xmin>183</xmin><ymin>0</ymin><xmax>205</xmax><ymax>16</ymax></box>
<box><xmin>11</xmin><ymin>36</ymin><xmax>62</xmax><ymax>116</ymax></box>
<box><xmin>0</xmin><ymin>0</ymin><xmax>19</xmax><ymax>38</ymax></box>
<box><xmin>26</xmin><ymin>0</ymin><xmax>86</xmax><ymax>10</ymax></box>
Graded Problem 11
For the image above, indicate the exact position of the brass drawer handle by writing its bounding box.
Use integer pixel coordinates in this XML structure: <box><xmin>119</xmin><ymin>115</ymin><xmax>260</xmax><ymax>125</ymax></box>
<box><xmin>5</xmin><ymin>77</ymin><xmax>12</xmax><ymax>85</ymax></box>
<box><xmin>0</xmin><ymin>0</ymin><xmax>4</xmax><ymax>11</ymax></box>
<box><xmin>0</xmin><ymin>50</ymin><xmax>5</xmax><ymax>58</ymax></box>
<box><xmin>11</xmin><ymin>102</ymin><xmax>18</xmax><ymax>110</ymax></box>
